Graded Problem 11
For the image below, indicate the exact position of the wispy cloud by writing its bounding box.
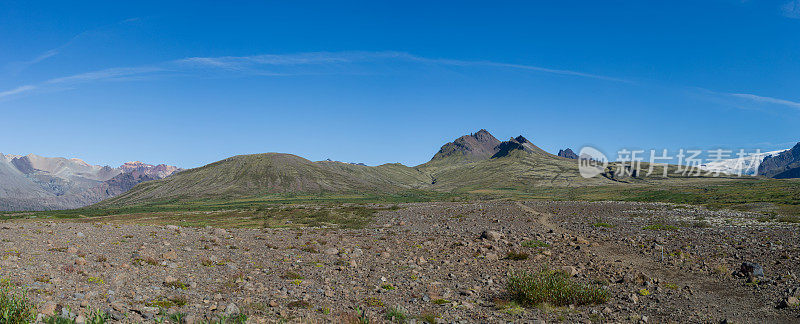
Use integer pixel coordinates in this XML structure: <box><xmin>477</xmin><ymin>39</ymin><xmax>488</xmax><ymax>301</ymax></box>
<box><xmin>0</xmin><ymin>51</ymin><xmax>631</xmax><ymax>101</ymax></box>
<box><xmin>730</xmin><ymin>93</ymin><xmax>800</xmax><ymax>110</ymax></box>
<box><xmin>45</xmin><ymin>66</ymin><xmax>167</xmax><ymax>84</ymax></box>
<box><xmin>4</xmin><ymin>17</ymin><xmax>142</xmax><ymax>75</ymax></box>
<box><xmin>784</xmin><ymin>0</ymin><xmax>800</xmax><ymax>18</ymax></box>
<box><xmin>0</xmin><ymin>85</ymin><xmax>36</xmax><ymax>99</ymax></box>
<box><xmin>177</xmin><ymin>51</ymin><xmax>630</xmax><ymax>82</ymax></box>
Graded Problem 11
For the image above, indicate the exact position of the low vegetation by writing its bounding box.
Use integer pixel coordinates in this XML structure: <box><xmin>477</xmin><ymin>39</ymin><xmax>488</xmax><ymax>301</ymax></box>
<box><xmin>0</xmin><ymin>281</ymin><xmax>36</xmax><ymax>324</ymax></box>
<box><xmin>506</xmin><ymin>268</ymin><xmax>609</xmax><ymax>307</ymax></box>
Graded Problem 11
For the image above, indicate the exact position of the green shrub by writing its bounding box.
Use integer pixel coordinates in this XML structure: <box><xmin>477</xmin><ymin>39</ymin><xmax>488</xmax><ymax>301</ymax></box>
<box><xmin>86</xmin><ymin>307</ymin><xmax>109</xmax><ymax>324</ymax></box>
<box><xmin>505</xmin><ymin>251</ymin><xmax>529</xmax><ymax>260</ymax></box>
<box><xmin>0</xmin><ymin>281</ymin><xmax>36</xmax><ymax>324</ymax></box>
<box><xmin>521</xmin><ymin>240</ymin><xmax>549</xmax><ymax>248</ymax></box>
<box><xmin>506</xmin><ymin>268</ymin><xmax>608</xmax><ymax>307</ymax></box>
<box><xmin>592</xmin><ymin>222</ymin><xmax>614</xmax><ymax>228</ymax></box>
<box><xmin>385</xmin><ymin>306</ymin><xmax>407</xmax><ymax>323</ymax></box>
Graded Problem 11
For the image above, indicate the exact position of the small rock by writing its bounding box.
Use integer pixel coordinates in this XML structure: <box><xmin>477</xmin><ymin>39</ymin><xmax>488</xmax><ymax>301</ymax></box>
<box><xmin>561</xmin><ymin>266</ymin><xmax>579</xmax><ymax>276</ymax></box>
<box><xmin>779</xmin><ymin>296</ymin><xmax>799</xmax><ymax>308</ymax></box>
<box><xmin>323</xmin><ymin>248</ymin><xmax>339</xmax><ymax>255</ymax></box>
<box><xmin>39</xmin><ymin>302</ymin><xmax>58</xmax><ymax>315</ymax></box>
<box><xmin>224</xmin><ymin>303</ymin><xmax>240</xmax><ymax>316</ymax></box>
<box><xmin>740</xmin><ymin>262</ymin><xmax>764</xmax><ymax>277</ymax></box>
<box><xmin>480</xmin><ymin>230</ymin><xmax>502</xmax><ymax>241</ymax></box>
<box><xmin>77</xmin><ymin>232</ymin><xmax>85</xmax><ymax>238</ymax></box>
<box><xmin>162</xmin><ymin>251</ymin><xmax>178</xmax><ymax>260</ymax></box>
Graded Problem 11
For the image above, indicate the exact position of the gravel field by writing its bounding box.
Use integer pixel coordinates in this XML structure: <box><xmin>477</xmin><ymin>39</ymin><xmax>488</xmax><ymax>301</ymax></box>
<box><xmin>2</xmin><ymin>201</ymin><xmax>799</xmax><ymax>323</ymax></box>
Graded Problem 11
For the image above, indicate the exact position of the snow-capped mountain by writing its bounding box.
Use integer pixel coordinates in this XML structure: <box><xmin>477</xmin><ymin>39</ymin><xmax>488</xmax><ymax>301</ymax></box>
<box><xmin>701</xmin><ymin>150</ymin><xmax>787</xmax><ymax>176</ymax></box>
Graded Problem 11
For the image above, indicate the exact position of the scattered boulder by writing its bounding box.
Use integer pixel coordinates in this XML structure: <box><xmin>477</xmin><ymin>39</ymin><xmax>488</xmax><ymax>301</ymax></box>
<box><xmin>480</xmin><ymin>230</ymin><xmax>501</xmax><ymax>241</ymax></box>
<box><xmin>740</xmin><ymin>262</ymin><xmax>764</xmax><ymax>278</ymax></box>
<box><xmin>224</xmin><ymin>303</ymin><xmax>240</xmax><ymax>316</ymax></box>
<box><xmin>561</xmin><ymin>266</ymin><xmax>579</xmax><ymax>277</ymax></box>
<box><xmin>778</xmin><ymin>296</ymin><xmax>799</xmax><ymax>309</ymax></box>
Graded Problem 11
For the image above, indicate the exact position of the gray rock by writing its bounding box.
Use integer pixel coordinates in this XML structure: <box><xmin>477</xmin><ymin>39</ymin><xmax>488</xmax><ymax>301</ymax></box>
<box><xmin>740</xmin><ymin>262</ymin><xmax>764</xmax><ymax>277</ymax></box>
<box><xmin>480</xmin><ymin>230</ymin><xmax>501</xmax><ymax>241</ymax></box>
<box><xmin>224</xmin><ymin>303</ymin><xmax>240</xmax><ymax>316</ymax></box>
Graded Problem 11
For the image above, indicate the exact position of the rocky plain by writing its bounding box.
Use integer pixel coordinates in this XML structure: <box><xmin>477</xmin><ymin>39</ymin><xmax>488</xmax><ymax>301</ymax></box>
<box><xmin>1</xmin><ymin>200</ymin><xmax>799</xmax><ymax>323</ymax></box>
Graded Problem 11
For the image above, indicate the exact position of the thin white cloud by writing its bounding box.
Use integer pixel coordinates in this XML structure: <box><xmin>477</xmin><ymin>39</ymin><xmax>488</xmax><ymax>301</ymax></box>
<box><xmin>46</xmin><ymin>66</ymin><xmax>166</xmax><ymax>84</ymax></box>
<box><xmin>178</xmin><ymin>51</ymin><xmax>629</xmax><ymax>82</ymax></box>
<box><xmin>730</xmin><ymin>93</ymin><xmax>800</xmax><ymax>110</ymax></box>
<box><xmin>0</xmin><ymin>85</ymin><xmax>36</xmax><ymax>98</ymax></box>
<box><xmin>783</xmin><ymin>0</ymin><xmax>800</xmax><ymax>18</ymax></box>
<box><xmin>0</xmin><ymin>51</ymin><xmax>631</xmax><ymax>101</ymax></box>
<box><xmin>4</xmin><ymin>17</ymin><xmax>142</xmax><ymax>75</ymax></box>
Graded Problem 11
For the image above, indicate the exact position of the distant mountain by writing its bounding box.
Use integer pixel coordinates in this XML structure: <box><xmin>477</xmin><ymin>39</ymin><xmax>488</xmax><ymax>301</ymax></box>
<box><xmin>700</xmin><ymin>149</ymin><xmax>787</xmax><ymax>176</ymax></box>
<box><xmin>558</xmin><ymin>148</ymin><xmax>579</xmax><ymax>159</ymax></box>
<box><xmin>97</xmin><ymin>153</ymin><xmax>431</xmax><ymax>207</ymax></box>
<box><xmin>430</xmin><ymin>129</ymin><xmax>502</xmax><ymax>162</ymax></box>
<box><xmin>101</xmin><ymin>129</ymin><xmax>612</xmax><ymax>208</ymax></box>
<box><xmin>758</xmin><ymin>143</ymin><xmax>800</xmax><ymax>179</ymax></box>
<box><xmin>0</xmin><ymin>154</ymin><xmax>181</xmax><ymax>211</ymax></box>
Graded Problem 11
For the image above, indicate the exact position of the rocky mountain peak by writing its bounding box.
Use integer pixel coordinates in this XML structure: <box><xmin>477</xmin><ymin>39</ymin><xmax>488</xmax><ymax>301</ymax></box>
<box><xmin>758</xmin><ymin>142</ymin><xmax>800</xmax><ymax>178</ymax></box>
<box><xmin>558</xmin><ymin>148</ymin><xmax>579</xmax><ymax>159</ymax></box>
<box><xmin>431</xmin><ymin>129</ymin><xmax>502</xmax><ymax>162</ymax></box>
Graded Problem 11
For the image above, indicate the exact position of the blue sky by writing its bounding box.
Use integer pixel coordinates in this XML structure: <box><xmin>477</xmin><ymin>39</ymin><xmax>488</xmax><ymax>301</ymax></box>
<box><xmin>1</xmin><ymin>1</ymin><xmax>799</xmax><ymax>168</ymax></box>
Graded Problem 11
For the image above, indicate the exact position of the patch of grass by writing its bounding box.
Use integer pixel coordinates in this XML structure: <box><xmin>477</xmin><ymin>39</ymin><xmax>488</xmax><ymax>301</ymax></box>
<box><xmin>521</xmin><ymin>240</ymin><xmax>549</xmax><ymax>248</ymax></box>
<box><xmin>164</xmin><ymin>281</ymin><xmax>187</xmax><ymax>290</ymax></box>
<box><xmin>417</xmin><ymin>312</ymin><xmax>439</xmax><ymax>324</ymax></box>
<box><xmin>494</xmin><ymin>299</ymin><xmax>525</xmax><ymax>315</ymax></box>
<box><xmin>281</xmin><ymin>271</ymin><xmax>304</xmax><ymax>280</ymax></box>
<box><xmin>287</xmin><ymin>300</ymin><xmax>311</xmax><ymax>309</ymax></box>
<box><xmin>385</xmin><ymin>306</ymin><xmax>407</xmax><ymax>323</ymax></box>
<box><xmin>342</xmin><ymin>306</ymin><xmax>370</xmax><ymax>324</ymax></box>
<box><xmin>85</xmin><ymin>307</ymin><xmax>109</xmax><ymax>324</ymax></box>
<box><xmin>638</xmin><ymin>288</ymin><xmax>650</xmax><ymax>296</ymax></box>
<box><xmin>0</xmin><ymin>281</ymin><xmax>36</xmax><ymax>324</ymax></box>
<box><xmin>505</xmin><ymin>251</ymin><xmax>529</xmax><ymax>261</ymax></box>
<box><xmin>87</xmin><ymin>277</ymin><xmax>104</xmax><ymax>285</ymax></box>
<box><xmin>381</xmin><ymin>284</ymin><xmax>396</xmax><ymax>290</ymax></box>
<box><xmin>43</xmin><ymin>315</ymin><xmax>75</xmax><ymax>324</ymax></box>
<box><xmin>777</xmin><ymin>215</ymin><xmax>800</xmax><ymax>223</ymax></box>
<box><xmin>712</xmin><ymin>264</ymin><xmax>730</xmax><ymax>276</ymax></box>
<box><xmin>431</xmin><ymin>299</ymin><xmax>450</xmax><ymax>305</ymax></box>
<box><xmin>506</xmin><ymin>268</ymin><xmax>609</xmax><ymax>307</ymax></box>
<box><xmin>146</xmin><ymin>296</ymin><xmax>188</xmax><ymax>308</ymax></box>
<box><xmin>663</xmin><ymin>283</ymin><xmax>678</xmax><ymax>290</ymax></box>
<box><xmin>134</xmin><ymin>256</ymin><xmax>159</xmax><ymax>266</ymax></box>
<box><xmin>592</xmin><ymin>222</ymin><xmax>614</xmax><ymax>228</ymax></box>
<box><xmin>363</xmin><ymin>297</ymin><xmax>384</xmax><ymax>307</ymax></box>
<box><xmin>167</xmin><ymin>312</ymin><xmax>186</xmax><ymax>323</ymax></box>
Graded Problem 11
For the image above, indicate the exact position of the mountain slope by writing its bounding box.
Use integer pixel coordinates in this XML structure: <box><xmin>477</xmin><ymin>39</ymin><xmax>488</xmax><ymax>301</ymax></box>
<box><xmin>97</xmin><ymin>153</ymin><xmax>431</xmax><ymax>207</ymax></box>
<box><xmin>429</xmin><ymin>129</ymin><xmax>501</xmax><ymax>163</ymax></box>
<box><xmin>101</xmin><ymin>130</ymin><xmax>615</xmax><ymax>208</ymax></box>
<box><xmin>758</xmin><ymin>142</ymin><xmax>800</xmax><ymax>178</ymax></box>
<box><xmin>700</xmin><ymin>149</ymin><xmax>786</xmax><ymax>176</ymax></box>
<box><xmin>0</xmin><ymin>153</ymin><xmax>181</xmax><ymax>211</ymax></box>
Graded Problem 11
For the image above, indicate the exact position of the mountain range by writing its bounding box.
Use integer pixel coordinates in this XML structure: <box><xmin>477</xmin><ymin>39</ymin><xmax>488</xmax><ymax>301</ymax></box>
<box><xmin>758</xmin><ymin>142</ymin><xmax>800</xmax><ymax>178</ymax></box>
<box><xmin>700</xmin><ymin>149</ymin><xmax>787</xmax><ymax>176</ymax></box>
<box><xmin>96</xmin><ymin>130</ymin><xmax>608</xmax><ymax>208</ymax></box>
<box><xmin>0</xmin><ymin>154</ymin><xmax>181</xmax><ymax>211</ymax></box>
<box><xmin>6</xmin><ymin>130</ymin><xmax>799</xmax><ymax>211</ymax></box>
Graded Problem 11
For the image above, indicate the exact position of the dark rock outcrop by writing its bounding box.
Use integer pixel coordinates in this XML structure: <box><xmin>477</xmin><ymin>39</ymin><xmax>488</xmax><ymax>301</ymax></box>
<box><xmin>431</xmin><ymin>129</ymin><xmax>501</xmax><ymax>162</ymax></box>
<box><xmin>558</xmin><ymin>148</ymin><xmax>579</xmax><ymax>159</ymax></box>
<box><xmin>758</xmin><ymin>142</ymin><xmax>800</xmax><ymax>178</ymax></box>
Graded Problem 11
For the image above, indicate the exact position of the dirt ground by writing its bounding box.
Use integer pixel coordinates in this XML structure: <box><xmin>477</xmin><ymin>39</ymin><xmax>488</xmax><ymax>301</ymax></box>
<box><xmin>2</xmin><ymin>201</ymin><xmax>799</xmax><ymax>323</ymax></box>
